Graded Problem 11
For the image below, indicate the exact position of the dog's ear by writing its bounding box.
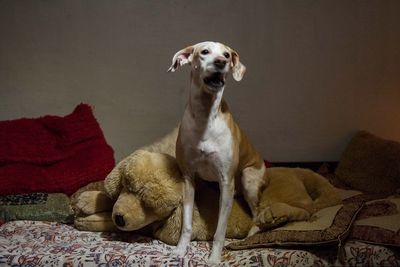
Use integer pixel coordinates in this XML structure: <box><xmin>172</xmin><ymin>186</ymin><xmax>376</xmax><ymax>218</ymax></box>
<box><xmin>230</xmin><ymin>50</ymin><xmax>246</xmax><ymax>81</ymax></box>
<box><xmin>167</xmin><ymin>45</ymin><xmax>194</xmax><ymax>72</ymax></box>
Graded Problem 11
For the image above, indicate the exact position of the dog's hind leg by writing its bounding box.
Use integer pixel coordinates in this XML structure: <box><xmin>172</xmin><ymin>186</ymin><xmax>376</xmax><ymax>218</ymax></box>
<box><xmin>241</xmin><ymin>165</ymin><xmax>267</xmax><ymax>218</ymax></box>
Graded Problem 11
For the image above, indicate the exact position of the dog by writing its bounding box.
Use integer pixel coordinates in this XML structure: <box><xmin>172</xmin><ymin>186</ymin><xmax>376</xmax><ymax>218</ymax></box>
<box><xmin>168</xmin><ymin>41</ymin><xmax>267</xmax><ymax>263</ymax></box>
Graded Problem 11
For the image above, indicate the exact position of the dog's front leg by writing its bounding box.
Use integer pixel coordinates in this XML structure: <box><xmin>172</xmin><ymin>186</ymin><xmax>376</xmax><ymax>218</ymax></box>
<box><xmin>173</xmin><ymin>175</ymin><xmax>195</xmax><ymax>257</ymax></box>
<box><xmin>208</xmin><ymin>178</ymin><xmax>234</xmax><ymax>264</ymax></box>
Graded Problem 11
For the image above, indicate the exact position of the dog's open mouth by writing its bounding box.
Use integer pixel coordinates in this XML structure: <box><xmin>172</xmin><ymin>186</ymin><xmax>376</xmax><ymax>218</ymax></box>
<box><xmin>204</xmin><ymin>72</ymin><xmax>225</xmax><ymax>90</ymax></box>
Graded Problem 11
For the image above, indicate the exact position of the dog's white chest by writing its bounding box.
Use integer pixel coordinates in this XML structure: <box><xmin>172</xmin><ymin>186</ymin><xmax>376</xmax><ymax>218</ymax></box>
<box><xmin>181</xmin><ymin>114</ymin><xmax>233</xmax><ymax>181</ymax></box>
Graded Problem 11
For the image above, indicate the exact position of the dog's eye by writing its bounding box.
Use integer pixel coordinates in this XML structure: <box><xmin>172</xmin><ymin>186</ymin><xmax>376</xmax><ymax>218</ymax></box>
<box><xmin>201</xmin><ymin>49</ymin><xmax>209</xmax><ymax>55</ymax></box>
<box><xmin>223</xmin><ymin>52</ymin><xmax>230</xmax><ymax>59</ymax></box>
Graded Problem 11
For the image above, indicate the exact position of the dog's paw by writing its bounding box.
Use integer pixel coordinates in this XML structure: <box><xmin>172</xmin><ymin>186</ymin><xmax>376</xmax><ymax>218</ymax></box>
<box><xmin>207</xmin><ymin>240</ymin><xmax>224</xmax><ymax>265</ymax></box>
<box><xmin>247</xmin><ymin>225</ymin><xmax>261</xmax><ymax>237</ymax></box>
<box><xmin>207</xmin><ymin>258</ymin><xmax>221</xmax><ymax>266</ymax></box>
<box><xmin>207</xmin><ymin>240</ymin><xmax>225</xmax><ymax>266</ymax></box>
<box><xmin>171</xmin><ymin>245</ymin><xmax>187</xmax><ymax>258</ymax></box>
<box><xmin>207</xmin><ymin>253</ymin><xmax>222</xmax><ymax>265</ymax></box>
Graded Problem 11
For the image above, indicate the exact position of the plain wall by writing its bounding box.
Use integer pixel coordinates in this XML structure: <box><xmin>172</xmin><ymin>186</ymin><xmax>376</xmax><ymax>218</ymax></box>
<box><xmin>1</xmin><ymin>0</ymin><xmax>399</xmax><ymax>162</ymax></box>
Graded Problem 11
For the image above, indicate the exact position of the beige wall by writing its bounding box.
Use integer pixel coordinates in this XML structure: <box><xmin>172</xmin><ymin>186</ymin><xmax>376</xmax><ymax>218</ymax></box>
<box><xmin>1</xmin><ymin>1</ymin><xmax>399</xmax><ymax>162</ymax></box>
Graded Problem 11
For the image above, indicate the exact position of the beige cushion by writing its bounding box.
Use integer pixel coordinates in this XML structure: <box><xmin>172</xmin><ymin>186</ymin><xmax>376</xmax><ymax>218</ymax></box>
<box><xmin>227</xmin><ymin>197</ymin><xmax>363</xmax><ymax>249</ymax></box>
<box><xmin>350</xmin><ymin>197</ymin><xmax>400</xmax><ymax>247</ymax></box>
<box><xmin>335</xmin><ymin>131</ymin><xmax>400</xmax><ymax>194</ymax></box>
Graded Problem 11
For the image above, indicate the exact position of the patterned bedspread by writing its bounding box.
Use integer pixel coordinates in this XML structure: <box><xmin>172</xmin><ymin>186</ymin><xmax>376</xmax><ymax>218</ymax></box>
<box><xmin>0</xmin><ymin>221</ymin><xmax>398</xmax><ymax>266</ymax></box>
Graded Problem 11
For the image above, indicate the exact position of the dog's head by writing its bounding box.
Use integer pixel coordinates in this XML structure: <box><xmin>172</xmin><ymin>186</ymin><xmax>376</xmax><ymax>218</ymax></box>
<box><xmin>168</xmin><ymin>41</ymin><xmax>246</xmax><ymax>93</ymax></box>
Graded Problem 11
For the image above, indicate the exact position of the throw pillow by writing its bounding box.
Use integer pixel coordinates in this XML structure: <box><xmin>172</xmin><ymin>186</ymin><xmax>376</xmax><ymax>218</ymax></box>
<box><xmin>335</xmin><ymin>131</ymin><xmax>400</xmax><ymax>194</ymax></box>
<box><xmin>0</xmin><ymin>104</ymin><xmax>115</xmax><ymax>195</ymax></box>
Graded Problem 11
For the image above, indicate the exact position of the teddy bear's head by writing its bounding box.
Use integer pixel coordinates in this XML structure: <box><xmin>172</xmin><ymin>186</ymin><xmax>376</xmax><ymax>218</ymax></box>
<box><xmin>105</xmin><ymin>150</ymin><xmax>183</xmax><ymax>231</ymax></box>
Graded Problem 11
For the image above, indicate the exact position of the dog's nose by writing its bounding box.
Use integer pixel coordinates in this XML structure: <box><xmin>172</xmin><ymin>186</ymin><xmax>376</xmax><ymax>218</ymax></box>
<box><xmin>214</xmin><ymin>58</ymin><xmax>227</xmax><ymax>69</ymax></box>
<box><xmin>114</xmin><ymin>214</ymin><xmax>126</xmax><ymax>227</ymax></box>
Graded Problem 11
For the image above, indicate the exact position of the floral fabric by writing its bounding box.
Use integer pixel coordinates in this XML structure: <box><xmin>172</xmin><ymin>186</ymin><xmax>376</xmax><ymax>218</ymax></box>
<box><xmin>0</xmin><ymin>221</ymin><xmax>398</xmax><ymax>266</ymax></box>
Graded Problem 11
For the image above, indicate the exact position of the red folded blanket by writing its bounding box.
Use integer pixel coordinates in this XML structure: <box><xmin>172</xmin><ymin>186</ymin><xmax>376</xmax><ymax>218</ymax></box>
<box><xmin>0</xmin><ymin>104</ymin><xmax>115</xmax><ymax>195</ymax></box>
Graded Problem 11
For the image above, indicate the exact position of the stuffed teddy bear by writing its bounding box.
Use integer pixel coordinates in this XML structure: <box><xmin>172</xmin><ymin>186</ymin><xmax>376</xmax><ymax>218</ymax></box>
<box><xmin>254</xmin><ymin>167</ymin><xmax>341</xmax><ymax>232</ymax></box>
<box><xmin>71</xmin><ymin>151</ymin><xmax>253</xmax><ymax>244</ymax></box>
<box><xmin>71</xmin><ymin>127</ymin><xmax>341</xmax><ymax>244</ymax></box>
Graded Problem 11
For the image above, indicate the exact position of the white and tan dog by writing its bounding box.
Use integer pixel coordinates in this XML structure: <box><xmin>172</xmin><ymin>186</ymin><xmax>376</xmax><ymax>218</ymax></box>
<box><xmin>168</xmin><ymin>41</ymin><xmax>267</xmax><ymax>263</ymax></box>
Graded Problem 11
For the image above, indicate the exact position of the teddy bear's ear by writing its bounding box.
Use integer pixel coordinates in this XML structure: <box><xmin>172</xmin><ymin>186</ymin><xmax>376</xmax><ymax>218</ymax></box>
<box><xmin>104</xmin><ymin>160</ymin><xmax>126</xmax><ymax>200</ymax></box>
<box><xmin>123</xmin><ymin>150</ymin><xmax>183</xmax><ymax>217</ymax></box>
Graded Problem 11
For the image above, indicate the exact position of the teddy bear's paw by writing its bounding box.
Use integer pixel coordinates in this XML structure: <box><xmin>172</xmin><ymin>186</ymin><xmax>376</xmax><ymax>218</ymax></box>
<box><xmin>256</xmin><ymin>207</ymin><xmax>288</xmax><ymax>229</ymax></box>
<box><xmin>75</xmin><ymin>191</ymin><xmax>113</xmax><ymax>215</ymax></box>
<box><xmin>256</xmin><ymin>207</ymin><xmax>274</xmax><ymax>225</ymax></box>
<box><xmin>271</xmin><ymin>216</ymin><xmax>288</xmax><ymax>226</ymax></box>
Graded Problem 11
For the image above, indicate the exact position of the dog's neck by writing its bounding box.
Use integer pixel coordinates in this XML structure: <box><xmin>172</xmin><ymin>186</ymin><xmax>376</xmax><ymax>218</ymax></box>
<box><xmin>188</xmin><ymin>79</ymin><xmax>224</xmax><ymax>124</ymax></box>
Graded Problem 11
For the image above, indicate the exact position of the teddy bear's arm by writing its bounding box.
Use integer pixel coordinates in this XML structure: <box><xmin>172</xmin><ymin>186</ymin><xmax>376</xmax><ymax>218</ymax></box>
<box><xmin>75</xmin><ymin>212</ymin><xmax>118</xmax><ymax>232</ymax></box>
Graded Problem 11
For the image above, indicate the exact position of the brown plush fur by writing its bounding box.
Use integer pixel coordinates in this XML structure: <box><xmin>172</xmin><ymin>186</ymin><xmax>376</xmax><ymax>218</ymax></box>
<box><xmin>71</xmin><ymin>128</ymin><xmax>341</xmax><ymax>244</ymax></box>
<box><xmin>72</xmin><ymin>149</ymin><xmax>253</xmax><ymax>244</ymax></box>
<box><xmin>256</xmin><ymin>167</ymin><xmax>341</xmax><ymax>230</ymax></box>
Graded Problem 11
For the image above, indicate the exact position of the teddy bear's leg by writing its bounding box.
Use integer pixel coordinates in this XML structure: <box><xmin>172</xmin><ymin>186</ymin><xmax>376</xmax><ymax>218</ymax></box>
<box><xmin>311</xmin><ymin>179</ymin><xmax>342</xmax><ymax>211</ymax></box>
<box><xmin>256</xmin><ymin>202</ymin><xmax>311</xmax><ymax>230</ymax></box>
<box><xmin>303</xmin><ymin>172</ymin><xmax>342</xmax><ymax>210</ymax></box>
<box><xmin>313</xmin><ymin>193</ymin><xmax>342</xmax><ymax>211</ymax></box>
